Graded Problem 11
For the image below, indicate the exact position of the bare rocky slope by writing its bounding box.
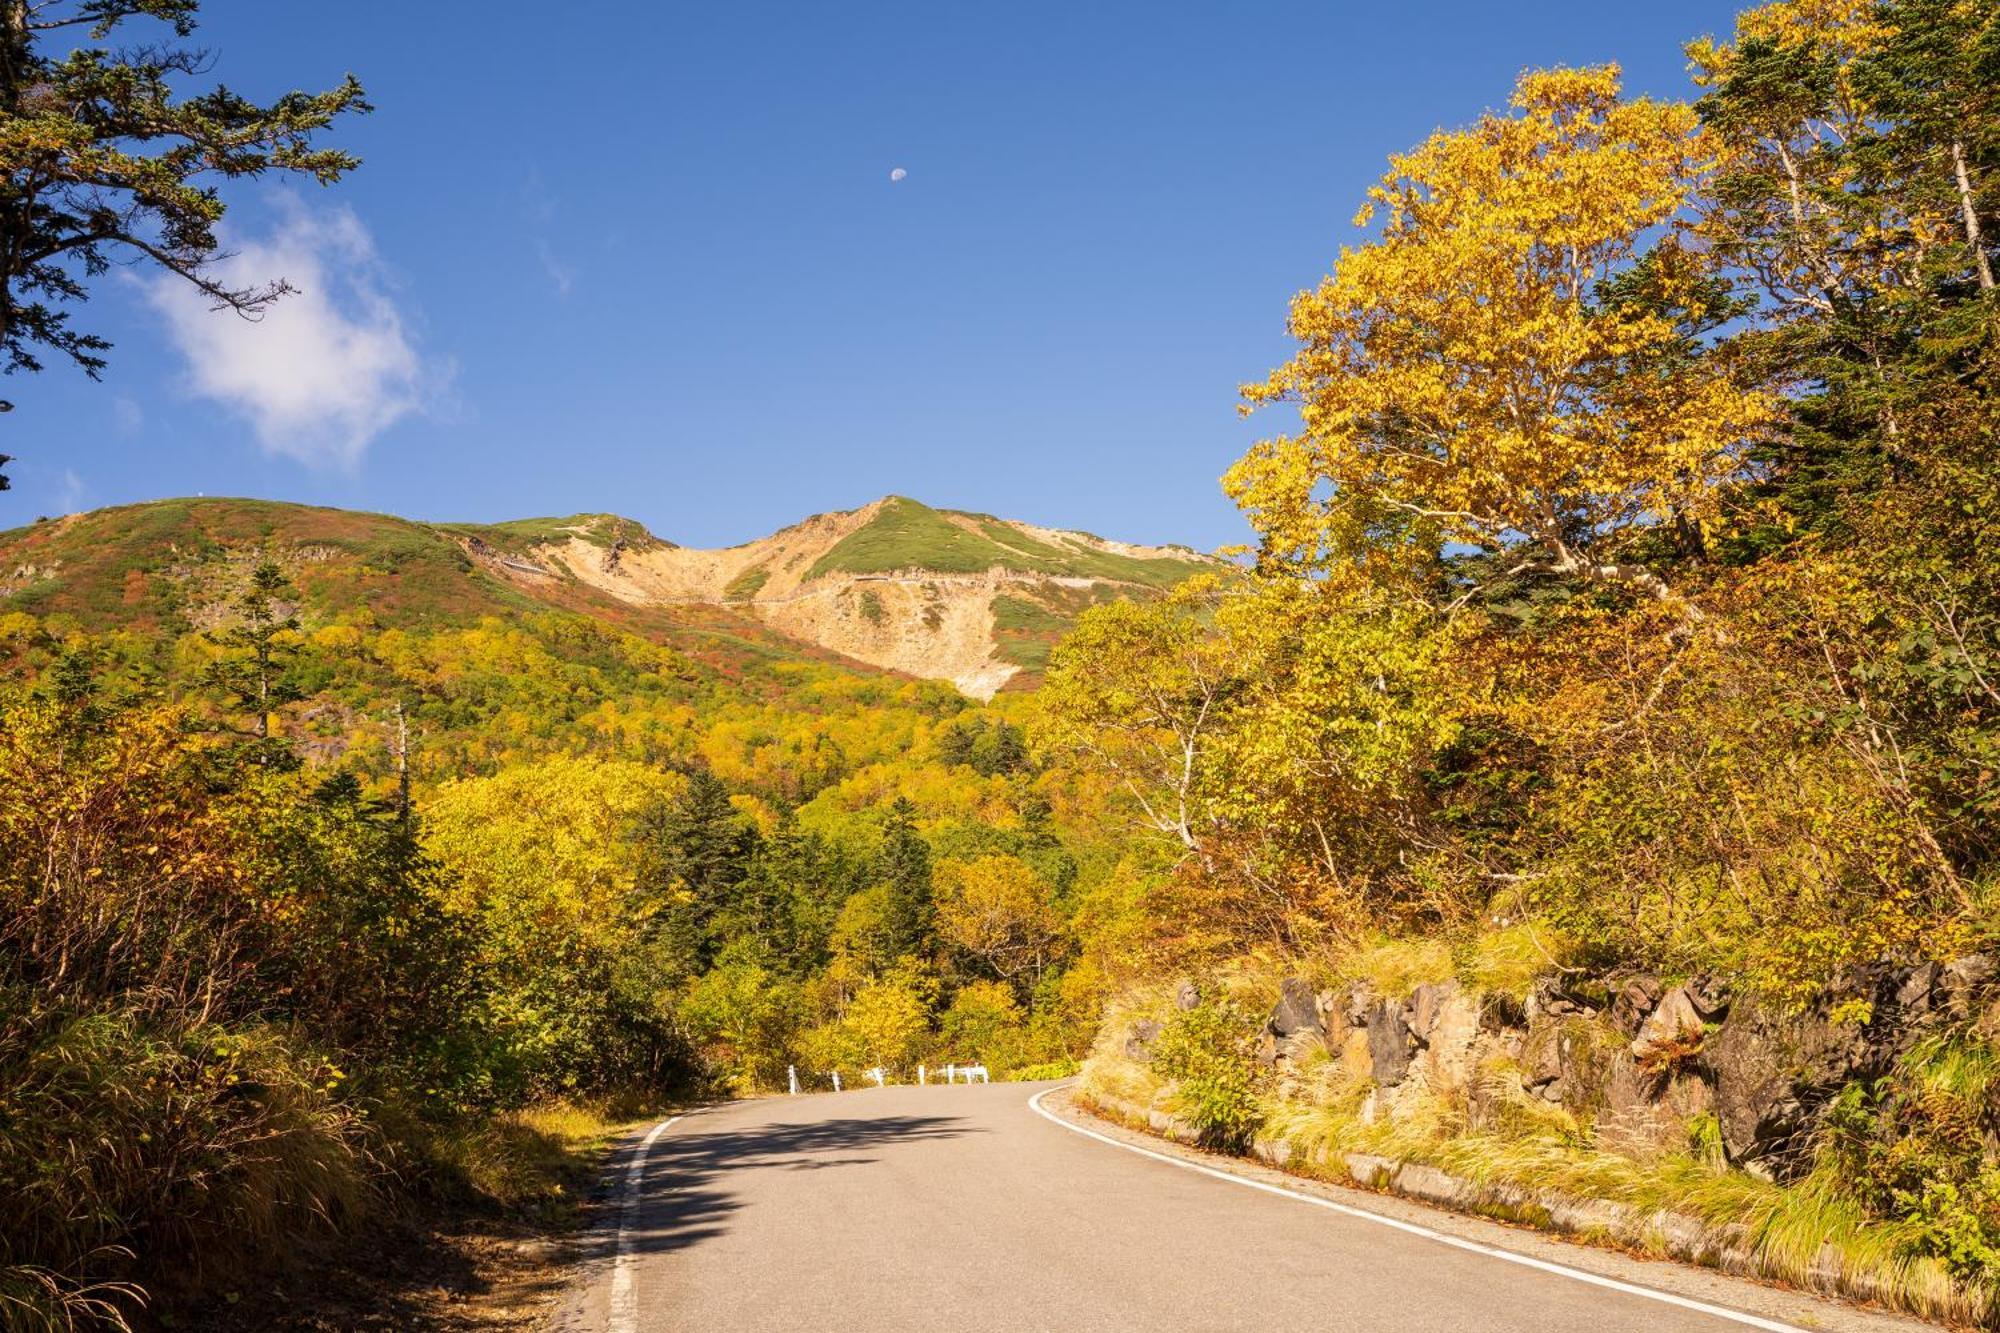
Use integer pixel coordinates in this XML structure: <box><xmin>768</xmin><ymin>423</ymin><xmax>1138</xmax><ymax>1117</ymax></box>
<box><xmin>448</xmin><ymin>495</ymin><xmax>1221</xmax><ymax>697</ymax></box>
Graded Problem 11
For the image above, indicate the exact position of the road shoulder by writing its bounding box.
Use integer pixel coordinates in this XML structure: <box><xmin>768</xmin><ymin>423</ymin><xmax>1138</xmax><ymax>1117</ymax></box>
<box><xmin>1037</xmin><ymin>1085</ymin><xmax>1940</xmax><ymax>1333</ymax></box>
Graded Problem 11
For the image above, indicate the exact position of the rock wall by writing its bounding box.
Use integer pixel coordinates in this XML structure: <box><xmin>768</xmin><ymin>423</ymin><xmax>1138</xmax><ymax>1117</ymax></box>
<box><xmin>1103</xmin><ymin>954</ymin><xmax>2000</xmax><ymax>1322</ymax></box>
<box><xmin>1134</xmin><ymin>954</ymin><xmax>1997</xmax><ymax>1180</ymax></box>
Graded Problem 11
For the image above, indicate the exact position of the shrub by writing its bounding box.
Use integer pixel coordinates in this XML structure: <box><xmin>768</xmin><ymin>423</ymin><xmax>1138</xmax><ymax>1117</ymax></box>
<box><xmin>1009</xmin><ymin>1058</ymin><xmax>1082</xmax><ymax>1081</ymax></box>
<box><xmin>1151</xmin><ymin>999</ymin><xmax>1266</xmax><ymax>1151</ymax></box>
<box><xmin>1823</xmin><ymin>1035</ymin><xmax>2000</xmax><ymax>1290</ymax></box>
<box><xmin>0</xmin><ymin>997</ymin><xmax>369</xmax><ymax>1330</ymax></box>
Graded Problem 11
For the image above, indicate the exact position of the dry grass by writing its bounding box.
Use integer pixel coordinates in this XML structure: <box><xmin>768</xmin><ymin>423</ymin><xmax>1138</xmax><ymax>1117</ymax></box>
<box><xmin>1084</xmin><ymin>951</ymin><xmax>1992</xmax><ymax>1326</ymax></box>
<box><xmin>414</xmin><ymin>1102</ymin><xmax>624</xmax><ymax>1222</ymax></box>
<box><xmin>1251</xmin><ymin>1065</ymin><xmax>1974</xmax><ymax>1323</ymax></box>
<box><xmin>0</xmin><ymin>1004</ymin><xmax>374</xmax><ymax>1333</ymax></box>
<box><xmin>1334</xmin><ymin>936</ymin><xmax>1455</xmax><ymax>1000</ymax></box>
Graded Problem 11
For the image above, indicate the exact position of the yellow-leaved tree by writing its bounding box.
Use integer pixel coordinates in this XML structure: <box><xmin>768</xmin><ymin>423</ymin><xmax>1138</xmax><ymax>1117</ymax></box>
<box><xmin>423</xmin><ymin>756</ymin><xmax>689</xmax><ymax>1091</ymax></box>
<box><xmin>1230</xmin><ymin>65</ymin><xmax>1773</xmax><ymax>605</ymax></box>
<box><xmin>935</xmin><ymin>854</ymin><xmax>1066</xmax><ymax>983</ymax></box>
<box><xmin>1032</xmin><ymin>576</ymin><xmax>1239</xmax><ymax>854</ymax></box>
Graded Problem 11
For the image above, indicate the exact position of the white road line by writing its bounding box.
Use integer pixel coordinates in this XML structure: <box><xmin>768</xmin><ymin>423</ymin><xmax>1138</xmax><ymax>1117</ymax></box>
<box><xmin>609</xmin><ymin>1115</ymin><xmax>681</xmax><ymax>1333</ymax></box>
<box><xmin>1027</xmin><ymin>1086</ymin><xmax>1806</xmax><ymax>1333</ymax></box>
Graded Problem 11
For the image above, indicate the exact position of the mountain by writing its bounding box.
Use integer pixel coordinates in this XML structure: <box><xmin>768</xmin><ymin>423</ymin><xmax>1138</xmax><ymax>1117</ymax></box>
<box><xmin>0</xmin><ymin>495</ymin><xmax>1221</xmax><ymax>695</ymax></box>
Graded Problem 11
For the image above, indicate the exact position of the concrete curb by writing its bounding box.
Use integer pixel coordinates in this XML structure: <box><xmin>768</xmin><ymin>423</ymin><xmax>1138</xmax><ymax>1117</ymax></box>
<box><xmin>1072</xmin><ymin>1088</ymin><xmax>1980</xmax><ymax>1328</ymax></box>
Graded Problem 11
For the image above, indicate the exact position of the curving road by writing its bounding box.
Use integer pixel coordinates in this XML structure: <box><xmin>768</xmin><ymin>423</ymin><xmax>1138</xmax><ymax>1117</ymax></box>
<box><xmin>551</xmin><ymin>1082</ymin><xmax>1922</xmax><ymax>1333</ymax></box>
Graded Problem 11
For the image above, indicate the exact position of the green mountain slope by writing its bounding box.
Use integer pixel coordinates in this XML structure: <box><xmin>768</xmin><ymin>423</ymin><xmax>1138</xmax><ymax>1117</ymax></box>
<box><xmin>803</xmin><ymin>496</ymin><xmax>1204</xmax><ymax>588</ymax></box>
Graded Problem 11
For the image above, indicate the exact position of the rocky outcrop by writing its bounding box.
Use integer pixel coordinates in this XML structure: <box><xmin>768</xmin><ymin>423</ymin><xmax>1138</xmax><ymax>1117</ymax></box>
<box><xmin>1268</xmin><ymin>978</ymin><xmax>1322</xmax><ymax>1040</ymax></box>
<box><xmin>1696</xmin><ymin>962</ymin><xmax>1949</xmax><ymax>1177</ymax></box>
<box><xmin>1629</xmin><ymin>983</ymin><xmax>1705</xmax><ymax>1066</ymax></box>
<box><xmin>1365</xmin><ymin>1002</ymin><xmax>1415</xmax><ymax>1085</ymax></box>
<box><xmin>1124</xmin><ymin>1019</ymin><xmax>1162</xmax><ymax>1061</ymax></box>
<box><xmin>1247</xmin><ymin>955</ymin><xmax>1996</xmax><ymax>1178</ymax></box>
<box><xmin>1098</xmin><ymin>953</ymin><xmax>1998</xmax><ymax>1327</ymax></box>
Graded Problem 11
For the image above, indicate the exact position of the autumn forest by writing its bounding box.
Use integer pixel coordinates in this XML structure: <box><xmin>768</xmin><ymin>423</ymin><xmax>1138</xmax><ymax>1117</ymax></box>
<box><xmin>3</xmin><ymin>0</ymin><xmax>2000</xmax><ymax>1327</ymax></box>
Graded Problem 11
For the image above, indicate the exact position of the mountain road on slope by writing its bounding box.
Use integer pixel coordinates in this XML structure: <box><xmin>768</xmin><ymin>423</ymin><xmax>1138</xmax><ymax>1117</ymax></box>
<box><xmin>551</xmin><ymin>1082</ymin><xmax>1932</xmax><ymax>1333</ymax></box>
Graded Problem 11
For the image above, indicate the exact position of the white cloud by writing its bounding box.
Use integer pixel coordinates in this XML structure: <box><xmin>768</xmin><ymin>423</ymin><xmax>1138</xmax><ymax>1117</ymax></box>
<box><xmin>523</xmin><ymin>169</ymin><xmax>576</xmax><ymax>297</ymax></box>
<box><xmin>536</xmin><ymin>237</ymin><xmax>577</xmax><ymax>298</ymax></box>
<box><xmin>144</xmin><ymin>199</ymin><xmax>429</xmax><ymax>469</ymax></box>
<box><xmin>56</xmin><ymin>468</ymin><xmax>85</xmax><ymax>513</ymax></box>
<box><xmin>112</xmin><ymin>395</ymin><xmax>142</xmax><ymax>437</ymax></box>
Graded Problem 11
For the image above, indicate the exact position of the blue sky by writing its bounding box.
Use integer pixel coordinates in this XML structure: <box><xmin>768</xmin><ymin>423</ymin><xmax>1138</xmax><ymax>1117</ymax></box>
<box><xmin>11</xmin><ymin>0</ymin><xmax>1744</xmax><ymax>551</ymax></box>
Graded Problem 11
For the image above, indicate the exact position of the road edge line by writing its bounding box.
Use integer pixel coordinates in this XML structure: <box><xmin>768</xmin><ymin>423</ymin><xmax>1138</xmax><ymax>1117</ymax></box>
<box><xmin>1027</xmin><ymin>1085</ymin><xmax>1805</xmax><ymax>1333</ymax></box>
<box><xmin>609</xmin><ymin>1114</ymin><xmax>681</xmax><ymax>1333</ymax></box>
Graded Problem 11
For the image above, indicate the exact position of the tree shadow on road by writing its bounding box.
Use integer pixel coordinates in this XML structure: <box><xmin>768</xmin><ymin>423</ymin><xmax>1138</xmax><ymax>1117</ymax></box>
<box><xmin>582</xmin><ymin>1112</ymin><xmax>979</xmax><ymax>1261</ymax></box>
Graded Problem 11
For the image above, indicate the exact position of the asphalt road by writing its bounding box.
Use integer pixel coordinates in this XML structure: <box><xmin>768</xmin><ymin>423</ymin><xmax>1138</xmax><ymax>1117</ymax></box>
<box><xmin>551</xmin><ymin>1082</ymin><xmax>1919</xmax><ymax>1333</ymax></box>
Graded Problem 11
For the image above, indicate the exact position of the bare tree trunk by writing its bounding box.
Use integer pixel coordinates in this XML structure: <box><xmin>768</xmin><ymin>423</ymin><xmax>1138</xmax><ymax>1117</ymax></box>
<box><xmin>1952</xmin><ymin>140</ymin><xmax>1995</xmax><ymax>292</ymax></box>
<box><xmin>392</xmin><ymin>699</ymin><xmax>412</xmax><ymax>824</ymax></box>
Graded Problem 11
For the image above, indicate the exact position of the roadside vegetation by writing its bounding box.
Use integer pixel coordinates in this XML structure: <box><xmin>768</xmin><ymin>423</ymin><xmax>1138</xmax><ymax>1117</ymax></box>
<box><xmin>0</xmin><ymin>537</ymin><xmax>1111</xmax><ymax>1327</ymax></box>
<box><xmin>1043</xmin><ymin>0</ymin><xmax>2000</xmax><ymax>1321</ymax></box>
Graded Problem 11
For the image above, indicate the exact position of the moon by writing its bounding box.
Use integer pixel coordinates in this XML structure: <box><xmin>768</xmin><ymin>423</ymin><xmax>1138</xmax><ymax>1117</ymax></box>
<box><xmin>889</xmin><ymin>167</ymin><xmax>907</xmax><ymax>182</ymax></box>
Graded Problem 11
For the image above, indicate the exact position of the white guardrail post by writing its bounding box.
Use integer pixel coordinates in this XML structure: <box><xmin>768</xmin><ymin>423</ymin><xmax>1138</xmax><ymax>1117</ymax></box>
<box><xmin>831</xmin><ymin>1070</ymin><xmax>842</xmax><ymax>1092</ymax></box>
<box><xmin>788</xmin><ymin>1065</ymin><xmax>798</xmax><ymax>1095</ymax></box>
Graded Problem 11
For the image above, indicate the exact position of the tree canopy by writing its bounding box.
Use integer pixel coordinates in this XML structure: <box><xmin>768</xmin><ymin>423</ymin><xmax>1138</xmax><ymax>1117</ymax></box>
<box><xmin>0</xmin><ymin>0</ymin><xmax>368</xmax><ymax>485</ymax></box>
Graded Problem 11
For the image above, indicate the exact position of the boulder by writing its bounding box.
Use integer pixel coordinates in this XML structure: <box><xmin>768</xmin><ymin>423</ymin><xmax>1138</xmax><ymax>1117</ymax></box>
<box><xmin>1405</xmin><ymin>981</ymin><xmax>1457</xmax><ymax>1043</ymax></box>
<box><xmin>1366</xmin><ymin>1001</ymin><xmax>1415</xmax><ymax>1085</ymax></box>
<box><xmin>1895</xmin><ymin>961</ymin><xmax>1940</xmax><ymax>1017</ymax></box>
<box><xmin>1520</xmin><ymin>1014</ymin><xmax>1621</xmax><ymax>1108</ymax></box>
<box><xmin>1942</xmin><ymin>954</ymin><xmax>1995</xmax><ymax>1017</ymax></box>
<box><xmin>1124</xmin><ymin>1018</ymin><xmax>1163</xmax><ymax>1062</ymax></box>
<box><xmin>1702</xmin><ymin>996</ymin><xmax>1889</xmax><ymax>1174</ymax></box>
<box><xmin>1407</xmin><ymin>982</ymin><xmax>1483</xmax><ymax>1094</ymax></box>
<box><xmin>1464</xmin><ymin>1031</ymin><xmax>1523</xmax><ymax>1130</ymax></box>
<box><xmin>1174</xmin><ymin>979</ymin><xmax>1201</xmax><ymax>1012</ymax></box>
<box><xmin>1522</xmin><ymin>1020</ymin><xmax>1565</xmax><ymax>1101</ymax></box>
<box><xmin>1609</xmin><ymin>975</ymin><xmax>1664</xmax><ymax>1037</ymax></box>
<box><xmin>1560</xmin><ymin>1018</ymin><xmax>1623</xmax><ymax>1114</ymax></box>
<box><xmin>1527</xmin><ymin>975</ymin><xmax>1602</xmax><ymax>1023</ymax></box>
<box><xmin>1604</xmin><ymin>1051</ymin><xmax>1668</xmax><ymax>1119</ymax></box>
<box><xmin>1630</xmin><ymin>986</ymin><xmax>1706</xmax><ymax>1067</ymax></box>
<box><xmin>1687</xmin><ymin>975</ymin><xmax>1731</xmax><ymax>1020</ymax></box>
<box><xmin>1340</xmin><ymin>983</ymin><xmax>1373</xmax><ymax>1029</ymax></box>
<box><xmin>1269</xmin><ymin>977</ymin><xmax>1324</xmax><ymax>1039</ymax></box>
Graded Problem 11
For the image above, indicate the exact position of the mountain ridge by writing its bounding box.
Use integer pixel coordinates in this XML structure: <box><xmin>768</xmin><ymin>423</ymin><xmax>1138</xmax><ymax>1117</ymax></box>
<box><xmin>2</xmin><ymin>494</ymin><xmax>1222</xmax><ymax>696</ymax></box>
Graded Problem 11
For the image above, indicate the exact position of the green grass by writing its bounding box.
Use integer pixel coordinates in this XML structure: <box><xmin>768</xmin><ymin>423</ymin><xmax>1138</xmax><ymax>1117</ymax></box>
<box><xmin>723</xmin><ymin>566</ymin><xmax>771</xmax><ymax>600</ymax></box>
<box><xmin>858</xmin><ymin>589</ymin><xmax>886</xmax><ymax>624</ymax></box>
<box><xmin>440</xmin><ymin>513</ymin><xmax>662</xmax><ymax>554</ymax></box>
<box><xmin>991</xmin><ymin>594</ymin><xmax>1068</xmax><ymax>634</ymax></box>
<box><xmin>804</xmin><ymin>497</ymin><xmax>1211</xmax><ymax>587</ymax></box>
<box><xmin>967</xmin><ymin>515</ymin><xmax>1206</xmax><ymax>588</ymax></box>
<box><xmin>805</xmin><ymin>498</ymin><xmax>1021</xmax><ymax>580</ymax></box>
<box><xmin>991</xmin><ymin>585</ymin><xmax>1146</xmax><ymax>675</ymax></box>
